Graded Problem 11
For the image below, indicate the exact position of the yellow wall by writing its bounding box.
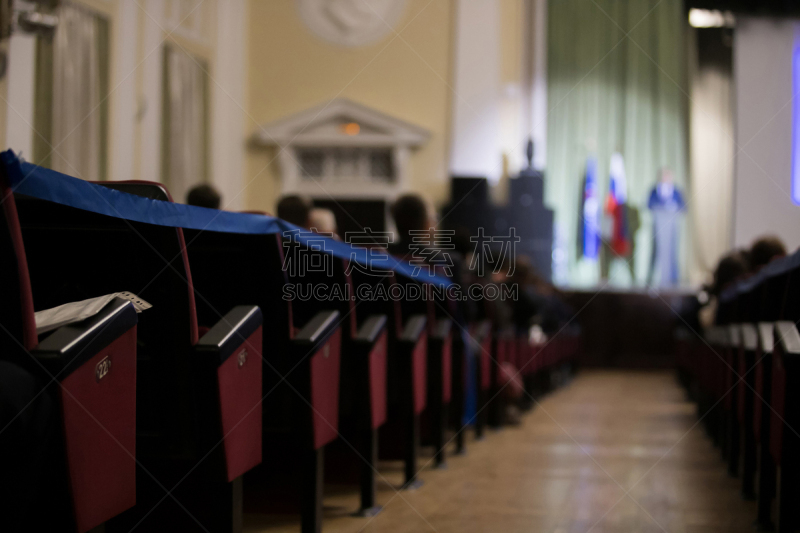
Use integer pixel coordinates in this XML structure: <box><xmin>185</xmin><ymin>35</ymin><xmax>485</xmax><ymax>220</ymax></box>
<box><xmin>244</xmin><ymin>0</ymin><xmax>455</xmax><ymax>213</ymax></box>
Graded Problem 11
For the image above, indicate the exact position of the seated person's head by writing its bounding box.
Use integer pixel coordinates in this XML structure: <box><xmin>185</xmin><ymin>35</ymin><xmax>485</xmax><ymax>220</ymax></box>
<box><xmin>186</xmin><ymin>184</ymin><xmax>221</xmax><ymax>209</ymax></box>
<box><xmin>308</xmin><ymin>208</ymin><xmax>338</xmax><ymax>236</ymax></box>
<box><xmin>277</xmin><ymin>195</ymin><xmax>313</xmax><ymax>228</ymax></box>
<box><xmin>749</xmin><ymin>236</ymin><xmax>786</xmax><ymax>272</ymax></box>
<box><xmin>391</xmin><ymin>194</ymin><xmax>433</xmax><ymax>241</ymax></box>
<box><xmin>711</xmin><ymin>250</ymin><xmax>748</xmax><ymax>296</ymax></box>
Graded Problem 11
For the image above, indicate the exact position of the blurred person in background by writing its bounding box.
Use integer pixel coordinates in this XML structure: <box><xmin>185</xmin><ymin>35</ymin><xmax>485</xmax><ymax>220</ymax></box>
<box><xmin>698</xmin><ymin>250</ymin><xmax>749</xmax><ymax>329</ymax></box>
<box><xmin>308</xmin><ymin>207</ymin><xmax>338</xmax><ymax>237</ymax></box>
<box><xmin>186</xmin><ymin>184</ymin><xmax>221</xmax><ymax>209</ymax></box>
<box><xmin>276</xmin><ymin>194</ymin><xmax>313</xmax><ymax>228</ymax></box>
<box><xmin>749</xmin><ymin>235</ymin><xmax>786</xmax><ymax>273</ymax></box>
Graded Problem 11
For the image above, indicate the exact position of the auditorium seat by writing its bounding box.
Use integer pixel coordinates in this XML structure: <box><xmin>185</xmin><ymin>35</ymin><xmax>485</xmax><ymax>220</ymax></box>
<box><xmin>392</xmin><ymin>275</ymin><xmax>453</xmax><ymax>468</ymax></box>
<box><xmin>767</xmin><ymin>251</ymin><xmax>800</xmax><ymax>533</ymax></box>
<box><xmin>749</xmin><ymin>252</ymin><xmax>798</xmax><ymax>530</ymax></box>
<box><xmin>732</xmin><ymin>273</ymin><xmax>765</xmax><ymax>501</ymax></box>
<box><xmin>13</xmin><ymin>182</ymin><xmax>263</xmax><ymax>532</ymax></box>
<box><xmin>0</xmin><ymin>172</ymin><xmax>140</xmax><ymax>532</ymax></box>
<box><xmin>489</xmin><ymin>325</ymin><xmax>516</xmax><ymax>427</ymax></box>
<box><xmin>683</xmin><ymin>248</ymin><xmax>800</xmax><ymax>533</ymax></box>
<box><xmin>350</xmin><ymin>266</ymin><xmax>429</xmax><ymax>487</ymax></box>
<box><xmin>285</xmin><ymin>247</ymin><xmax>391</xmax><ymax>516</ymax></box>
<box><xmin>184</xmin><ymin>226</ymin><xmax>346</xmax><ymax>532</ymax></box>
<box><xmin>1</xmin><ymin>172</ymin><xmax>139</xmax><ymax>532</ymax></box>
<box><xmin>470</xmin><ymin>319</ymin><xmax>492</xmax><ymax>439</ymax></box>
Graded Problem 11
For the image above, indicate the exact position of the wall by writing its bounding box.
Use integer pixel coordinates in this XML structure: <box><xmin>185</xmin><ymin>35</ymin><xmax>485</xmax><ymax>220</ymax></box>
<box><xmin>449</xmin><ymin>0</ymin><xmax>501</xmax><ymax>184</ymax></box>
<box><xmin>733</xmin><ymin>17</ymin><xmax>800</xmax><ymax>252</ymax></box>
<box><xmin>2</xmin><ymin>0</ymin><xmax>247</xmax><ymax>208</ymax></box>
<box><xmin>245</xmin><ymin>0</ymin><xmax>456</xmax><ymax>214</ymax></box>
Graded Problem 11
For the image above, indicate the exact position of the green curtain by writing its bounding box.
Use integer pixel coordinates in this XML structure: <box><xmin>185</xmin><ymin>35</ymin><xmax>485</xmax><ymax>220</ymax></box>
<box><xmin>546</xmin><ymin>0</ymin><xmax>689</xmax><ymax>287</ymax></box>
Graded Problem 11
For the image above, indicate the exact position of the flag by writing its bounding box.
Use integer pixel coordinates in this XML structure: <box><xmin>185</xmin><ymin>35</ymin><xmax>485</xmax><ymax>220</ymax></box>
<box><xmin>581</xmin><ymin>156</ymin><xmax>600</xmax><ymax>260</ymax></box>
<box><xmin>605</xmin><ymin>152</ymin><xmax>631</xmax><ymax>256</ymax></box>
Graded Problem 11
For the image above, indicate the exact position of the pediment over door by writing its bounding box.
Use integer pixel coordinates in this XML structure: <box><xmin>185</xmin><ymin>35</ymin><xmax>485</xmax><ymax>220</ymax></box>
<box><xmin>252</xmin><ymin>98</ymin><xmax>429</xmax><ymax>198</ymax></box>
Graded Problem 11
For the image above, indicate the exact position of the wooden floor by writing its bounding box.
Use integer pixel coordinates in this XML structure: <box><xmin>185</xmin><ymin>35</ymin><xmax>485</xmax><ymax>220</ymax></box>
<box><xmin>244</xmin><ymin>370</ymin><xmax>756</xmax><ymax>533</ymax></box>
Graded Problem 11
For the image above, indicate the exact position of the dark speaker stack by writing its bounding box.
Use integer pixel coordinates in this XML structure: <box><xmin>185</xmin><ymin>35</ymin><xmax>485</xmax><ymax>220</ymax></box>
<box><xmin>504</xmin><ymin>167</ymin><xmax>553</xmax><ymax>281</ymax></box>
<box><xmin>442</xmin><ymin>148</ymin><xmax>554</xmax><ymax>281</ymax></box>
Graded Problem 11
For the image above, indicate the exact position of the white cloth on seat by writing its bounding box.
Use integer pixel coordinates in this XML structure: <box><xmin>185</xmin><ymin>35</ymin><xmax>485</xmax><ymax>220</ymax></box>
<box><xmin>34</xmin><ymin>292</ymin><xmax>151</xmax><ymax>335</ymax></box>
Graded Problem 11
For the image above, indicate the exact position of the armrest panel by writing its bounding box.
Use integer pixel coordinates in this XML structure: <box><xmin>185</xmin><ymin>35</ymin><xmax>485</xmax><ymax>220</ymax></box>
<box><xmin>400</xmin><ymin>314</ymin><xmax>427</xmax><ymax>343</ymax></box>
<box><xmin>295</xmin><ymin>310</ymin><xmax>340</xmax><ymax>346</ymax></box>
<box><xmin>741</xmin><ymin>323</ymin><xmax>758</xmax><ymax>351</ymax></box>
<box><xmin>196</xmin><ymin>305</ymin><xmax>262</xmax><ymax>365</ymax></box>
<box><xmin>37</xmin><ymin>301</ymin><xmax>138</xmax><ymax>531</ymax></box>
<box><xmin>430</xmin><ymin>319</ymin><xmax>453</xmax><ymax>403</ymax></box>
<box><xmin>355</xmin><ymin>314</ymin><xmax>387</xmax><ymax>344</ymax></box>
<box><xmin>35</xmin><ymin>298</ymin><xmax>138</xmax><ymax>378</ymax></box>
<box><xmin>432</xmin><ymin>318</ymin><xmax>453</xmax><ymax>341</ymax></box>
<box><xmin>728</xmin><ymin>325</ymin><xmax>741</xmax><ymax>349</ymax></box>
<box><xmin>196</xmin><ymin>305</ymin><xmax>264</xmax><ymax>481</ymax></box>
<box><xmin>776</xmin><ymin>321</ymin><xmax>800</xmax><ymax>355</ymax></box>
<box><xmin>758</xmin><ymin>322</ymin><xmax>774</xmax><ymax>354</ymax></box>
<box><xmin>473</xmin><ymin>320</ymin><xmax>491</xmax><ymax>345</ymax></box>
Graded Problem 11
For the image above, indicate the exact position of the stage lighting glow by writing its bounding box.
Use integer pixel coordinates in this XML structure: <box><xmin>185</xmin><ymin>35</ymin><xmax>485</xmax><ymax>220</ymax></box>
<box><xmin>688</xmin><ymin>9</ymin><xmax>734</xmax><ymax>28</ymax></box>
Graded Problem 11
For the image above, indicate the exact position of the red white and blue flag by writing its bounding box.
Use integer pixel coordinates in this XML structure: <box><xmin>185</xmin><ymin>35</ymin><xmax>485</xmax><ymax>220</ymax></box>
<box><xmin>604</xmin><ymin>152</ymin><xmax>631</xmax><ymax>256</ymax></box>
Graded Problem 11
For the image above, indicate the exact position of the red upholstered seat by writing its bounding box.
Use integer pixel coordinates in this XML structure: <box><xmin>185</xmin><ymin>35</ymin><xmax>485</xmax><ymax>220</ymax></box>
<box><xmin>350</xmin><ymin>265</ymin><xmax>429</xmax><ymax>486</ymax></box>
<box><xmin>13</xmin><ymin>182</ymin><xmax>262</xmax><ymax>532</ymax></box>
<box><xmin>184</xmin><ymin>227</ymin><xmax>344</xmax><ymax>531</ymax></box>
<box><xmin>770</xmin><ymin>349</ymin><xmax>787</xmax><ymax>464</ymax></box>
<box><xmin>1</xmin><ymin>172</ymin><xmax>138</xmax><ymax>532</ymax></box>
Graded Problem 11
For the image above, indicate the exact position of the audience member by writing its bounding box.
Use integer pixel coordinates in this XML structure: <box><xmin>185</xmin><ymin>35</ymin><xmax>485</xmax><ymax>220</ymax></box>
<box><xmin>749</xmin><ymin>235</ymin><xmax>786</xmax><ymax>273</ymax></box>
<box><xmin>698</xmin><ymin>250</ymin><xmax>749</xmax><ymax>328</ymax></box>
<box><xmin>186</xmin><ymin>184</ymin><xmax>221</xmax><ymax>209</ymax></box>
<box><xmin>710</xmin><ymin>250</ymin><xmax>750</xmax><ymax>297</ymax></box>
<box><xmin>308</xmin><ymin>207</ymin><xmax>338</xmax><ymax>236</ymax></box>
<box><xmin>389</xmin><ymin>194</ymin><xmax>435</xmax><ymax>258</ymax></box>
<box><xmin>276</xmin><ymin>195</ymin><xmax>313</xmax><ymax>227</ymax></box>
<box><xmin>389</xmin><ymin>193</ymin><xmax>471</xmax><ymax>322</ymax></box>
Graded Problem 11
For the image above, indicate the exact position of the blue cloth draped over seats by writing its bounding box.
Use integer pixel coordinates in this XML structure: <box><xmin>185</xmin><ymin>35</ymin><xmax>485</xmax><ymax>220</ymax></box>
<box><xmin>0</xmin><ymin>150</ymin><xmax>450</xmax><ymax>289</ymax></box>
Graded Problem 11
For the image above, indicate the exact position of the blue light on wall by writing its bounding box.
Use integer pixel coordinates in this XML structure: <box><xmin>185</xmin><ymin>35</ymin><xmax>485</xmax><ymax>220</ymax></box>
<box><xmin>792</xmin><ymin>31</ymin><xmax>800</xmax><ymax>205</ymax></box>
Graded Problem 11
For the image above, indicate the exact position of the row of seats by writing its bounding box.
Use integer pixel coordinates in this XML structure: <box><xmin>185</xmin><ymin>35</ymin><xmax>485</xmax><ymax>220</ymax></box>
<box><xmin>0</xmin><ymin>172</ymin><xmax>579</xmax><ymax>532</ymax></box>
<box><xmin>676</xmin><ymin>248</ymin><xmax>800</xmax><ymax>533</ymax></box>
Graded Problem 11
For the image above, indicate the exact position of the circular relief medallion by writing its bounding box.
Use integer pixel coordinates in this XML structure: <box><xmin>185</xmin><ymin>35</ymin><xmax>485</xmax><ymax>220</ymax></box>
<box><xmin>296</xmin><ymin>0</ymin><xmax>408</xmax><ymax>48</ymax></box>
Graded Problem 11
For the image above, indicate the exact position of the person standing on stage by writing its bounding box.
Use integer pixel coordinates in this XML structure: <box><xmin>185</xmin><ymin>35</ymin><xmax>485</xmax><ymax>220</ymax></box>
<box><xmin>647</xmin><ymin>167</ymin><xmax>686</xmax><ymax>287</ymax></box>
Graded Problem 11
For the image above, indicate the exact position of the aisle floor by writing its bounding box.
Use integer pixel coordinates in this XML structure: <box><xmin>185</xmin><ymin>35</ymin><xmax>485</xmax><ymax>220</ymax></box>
<box><xmin>244</xmin><ymin>370</ymin><xmax>756</xmax><ymax>533</ymax></box>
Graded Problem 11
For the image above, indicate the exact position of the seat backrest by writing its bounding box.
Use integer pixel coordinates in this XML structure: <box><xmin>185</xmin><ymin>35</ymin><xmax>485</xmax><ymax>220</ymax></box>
<box><xmin>0</xmin><ymin>171</ymin><xmax>37</xmax><ymax>355</ymax></box>
<box><xmin>779</xmin><ymin>250</ymin><xmax>800</xmax><ymax>322</ymax></box>
<box><xmin>761</xmin><ymin>249</ymin><xmax>800</xmax><ymax>322</ymax></box>
<box><xmin>14</xmin><ymin>183</ymin><xmax>198</xmax><ymax>451</ymax></box>
<box><xmin>185</xmin><ymin>229</ymin><xmax>293</xmax><ymax>342</ymax></box>
<box><xmin>186</xmin><ymin>227</ymin><xmax>336</xmax><ymax>433</ymax></box>
<box><xmin>282</xmin><ymin>241</ymin><xmax>357</xmax><ymax>340</ymax></box>
<box><xmin>350</xmin><ymin>260</ymin><xmax>403</xmax><ymax>339</ymax></box>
